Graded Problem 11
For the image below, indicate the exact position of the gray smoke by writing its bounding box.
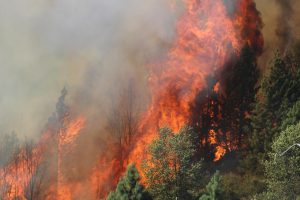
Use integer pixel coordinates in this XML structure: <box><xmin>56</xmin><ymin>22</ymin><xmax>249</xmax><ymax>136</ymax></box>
<box><xmin>275</xmin><ymin>0</ymin><xmax>295</xmax><ymax>53</ymax></box>
<box><xmin>3</xmin><ymin>0</ymin><xmax>299</xmax><ymax>140</ymax></box>
<box><xmin>0</xmin><ymin>0</ymin><xmax>179</xmax><ymax>139</ymax></box>
<box><xmin>255</xmin><ymin>0</ymin><xmax>300</xmax><ymax>67</ymax></box>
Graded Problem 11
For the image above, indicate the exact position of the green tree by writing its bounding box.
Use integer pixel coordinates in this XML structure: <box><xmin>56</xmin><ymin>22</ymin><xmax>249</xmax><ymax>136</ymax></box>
<box><xmin>264</xmin><ymin>122</ymin><xmax>300</xmax><ymax>200</ymax></box>
<box><xmin>199</xmin><ymin>171</ymin><xmax>223</xmax><ymax>200</ymax></box>
<box><xmin>249</xmin><ymin>52</ymin><xmax>300</xmax><ymax>170</ymax></box>
<box><xmin>281</xmin><ymin>100</ymin><xmax>300</xmax><ymax>131</ymax></box>
<box><xmin>107</xmin><ymin>164</ymin><xmax>151</xmax><ymax>200</ymax></box>
<box><xmin>142</xmin><ymin>126</ymin><xmax>203</xmax><ymax>200</ymax></box>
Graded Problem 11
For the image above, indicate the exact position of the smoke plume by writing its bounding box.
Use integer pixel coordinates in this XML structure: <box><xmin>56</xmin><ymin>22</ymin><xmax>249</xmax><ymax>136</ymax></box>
<box><xmin>275</xmin><ymin>0</ymin><xmax>295</xmax><ymax>53</ymax></box>
<box><xmin>0</xmin><ymin>0</ymin><xmax>178</xmax><ymax>139</ymax></box>
<box><xmin>255</xmin><ymin>0</ymin><xmax>300</xmax><ymax>66</ymax></box>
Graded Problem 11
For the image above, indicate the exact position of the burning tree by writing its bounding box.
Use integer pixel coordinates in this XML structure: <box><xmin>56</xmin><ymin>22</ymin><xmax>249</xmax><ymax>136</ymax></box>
<box><xmin>127</xmin><ymin>0</ymin><xmax>264</xmax><ymax>171</ymax></box>
<box><xmin>0</xmin><ymin>135</ymin><xmax>44</xmax><ymax>200</ymax></box>
<box><xmin>107</xmin><ymin>82</ymin><xmax>141</xmax><ymax>169</ymax></box>
<box><xmin>0</xmin><ymin>88</ymin><xmax>85</xmax><ymax>200</ymax></box>
<box><xmin>0</xmin><ymin>0</ymin><xmax>269</xmax><ymax>198</ymax></box>
<box><xmin>44</xmin><ymin>88</ymin><xmax>85</xmax><ymax>199</ymax></box>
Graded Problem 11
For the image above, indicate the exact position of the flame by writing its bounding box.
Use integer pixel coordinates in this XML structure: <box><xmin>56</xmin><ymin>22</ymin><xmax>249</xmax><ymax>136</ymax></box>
<box><xmin>0</xmin><ymin>116</ymin><xmax>85</xmax><ymax>200</ymax></box>
<box><xmin>209</xmin><ymin>129</ymin><xmax>226</xmax><ymax>161</ymax></box>
<box><xmin>56</xmin><ymin>116</ymin><xmax>85</xmax><ymax>200</ymax></box>
<box><xmin>128</xmin><ymin>0</ymin><xmax>261</xmax><ymax>168</ymax></box>
<box><xmin>82</xmin><ymin>0</ymin><xmax>261</xmax><ymax>196</ymax></box>
<box><xmin>0</xmin><ymin>0</ymin><xmax>263</xmax><ymax>198</ymax></box>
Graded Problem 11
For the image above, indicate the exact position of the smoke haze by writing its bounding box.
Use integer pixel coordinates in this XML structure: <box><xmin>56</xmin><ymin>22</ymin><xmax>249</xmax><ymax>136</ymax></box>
<box><xmin>1</xmin><ymin>0</ymin><xmax>300</xmax><ymax>139</ymax></box>
<box><xmin>0</xmin><ymin>0</ymin><xmax>178</xmax><ymax>138</ymax></box>
<box><xmin>1</xmin><ymin>0</ymin><xmax>298</xmax><ymax>198</ymax></box>
<box><xmin>255</xmin><ymin>0</ymin><xmax>300</xmax><ymax>66</ymax></box>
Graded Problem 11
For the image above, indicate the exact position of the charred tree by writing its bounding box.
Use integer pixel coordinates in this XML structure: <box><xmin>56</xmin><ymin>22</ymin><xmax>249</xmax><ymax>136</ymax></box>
<box><xmin>190</xmin><ymin>76</ymin><xmax>221</xmax><ymax>162</ymax></box>
<box><xmin>220</xmin><ymin>45</ymin><xmax>259</xmax><ymax>148</ymax></box>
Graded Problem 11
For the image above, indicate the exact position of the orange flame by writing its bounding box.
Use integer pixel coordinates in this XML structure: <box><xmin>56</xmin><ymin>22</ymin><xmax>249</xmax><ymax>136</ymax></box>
<box><xmin>56</xmin><ymin>116</ymin><xmax>85</xmax><ymax>200</ymax></box>
<box><xmin>0</xmin><ymin>116</ymin><xmax>85</xmax><ymax>200</ymax></box>
<box><xmin>0</xmin><ymin>0</ymin><xmax>264</xmax><ymax>198</ymax></box>
<box><xmin>128</xmin><ymin>0</ymin><xmax>258</xmax><ymax>168</ymax></box>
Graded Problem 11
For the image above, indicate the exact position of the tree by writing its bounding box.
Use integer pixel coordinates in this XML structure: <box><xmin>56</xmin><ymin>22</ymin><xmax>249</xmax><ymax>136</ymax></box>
<box><xmin>281</xmin><ymin>100</ymin><xmax>300</xmax><ymax>131</ymax></box>
<box><xmin>190</xmin><ymin>76</ymin><xmax>220</xmax><ymax>161</ymax></box>
<box><xmin>220</xmin><ymin>44</ymin><xmax>259</xmax><ymax>147</ymax></box>
<box><xmin>0</xmin><ymin>132</ymin><xmax>20</xmax><ymax>167</ymax></box>
<box><xmin>0</xmin><ymin>133</ymin><xmax>21</xmax><ymax>199</ymax></box>
<box><xmin>107</xmin><ymin>82</ymin><xmax>140</xmax><ymax>168</ymax></box>
<box><xmin>23</xmin><ymin>140</ymin><xmax>45</xmax><ymax>200</ymax></box>
<box><xmin>199</xmin><ymin>171</ymin><xmax>223</xmax><ymax>200</ymax></box>
<box><xmin>190</xmin><ymin>45</ymin><xmax>260</xmax><ymax>161</ymax></box>
<box><xmin>264</xmin><ymin>122</ymin><xmax>300</xmax><ymax>200</ymax></box>
<box><xmin>249</xmin><ymin>51</ymin><xmax>300</xmax><ymax>170</ymax></box>
<box><xmin>107</xmin><ymin>164</ymin><xmax>151</xmax><ymax>200</ymax></box>
<box><xmin>142</xmin><ymin>126</ymin><xmax>203</xmax><ymax>200</ymax></box>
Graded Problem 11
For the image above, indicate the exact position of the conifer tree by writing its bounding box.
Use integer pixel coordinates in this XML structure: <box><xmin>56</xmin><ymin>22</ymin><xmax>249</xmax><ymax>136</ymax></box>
<box><xmin>107</xmin><ymin>164</ymin><xmax>151</xmax><ymax>200</ymax></box>
<box><xmin>281</xmin><ymin>100</ymin><xmax>300</xmax><ymax>131</ymax></box>
<box><xmin>199</xmin><ymin>171</ymin><xmax>223</xmax><ymax>200</ymax></box>
<box><xmin>191</xmin><ymin>45</ymin><xmax>260</xmax><ymax>161</ymax></box>
<box><xmin>264</xmin><ymin>122</ymin><xmax>300</xmax><ymax>199</ymax></box>
<box><xmin>143</xmin><ymin>127</ymin><xmax>203</xmax><ymax>200</ymax></box>
<box><xmin>220</xmin><ymin>44</ymin><xmax>259</xmax><ymax>147</ymax></box>
<box><xmin>250</xmin><ymin>52</ymin><xmax>300</xmax><ymax>165</ymax></box>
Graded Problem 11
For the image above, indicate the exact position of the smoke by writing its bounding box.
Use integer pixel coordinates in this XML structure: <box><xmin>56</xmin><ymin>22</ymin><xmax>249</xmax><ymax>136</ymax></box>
<box><xmin>255</xmin><ymin>0</ymin><xmax>300</xmax><ymax>66</ymax></box>
<box><xmin>2</xmin><ymin>0</ymin><xmax>298</xmax><ymax>143</ymax></box>
<box><xmin>0</xmin><ymin>0</ymin><xmax>178</xmax><ymax>139</ymax></box>
<box><xmin>275</xmin><ymin>0</ymin><xmax>295</xmax><ymax>53</ymax></box>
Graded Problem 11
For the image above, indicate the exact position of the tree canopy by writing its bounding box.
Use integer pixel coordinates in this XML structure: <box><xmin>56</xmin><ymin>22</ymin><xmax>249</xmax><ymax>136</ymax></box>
<box><xmin>107</xmin><ymin>164</ymin><xmax>151</xmax><ymax>200</ymax></box>
<box><xmin>142</xmin><ymin>127</ymin><xmax>203</xmax><ymax>200</ymax></box>
<box><xmin>264</xmin><ymin>122</ymin><xmax>300</xmax><ymax>200</ymax></box>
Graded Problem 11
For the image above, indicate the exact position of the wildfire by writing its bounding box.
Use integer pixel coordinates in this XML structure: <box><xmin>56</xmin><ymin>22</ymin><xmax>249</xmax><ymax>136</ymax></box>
<box><xmin>0</xmin><ymin>116</ymin><xmax>85</xmax><ymax>200</ymax></box>
<box><xmin>129</xmin><ymin>0</ymin><xmax>261</xmax><ymax>167</ymax></box>
<box><xmin>56</xmin><ymin>116</ymin><xmax>85</xmax><ymax>200</ymax></box>
<box><xmin>0</xmin><ymin>0</ymin><xmax>264</xmax><ymax>199</ymax></box>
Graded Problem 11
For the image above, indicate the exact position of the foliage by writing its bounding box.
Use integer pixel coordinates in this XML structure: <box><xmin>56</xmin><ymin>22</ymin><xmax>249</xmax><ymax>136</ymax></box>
<box><xmin>281</xmin><ymin>100</ymin><xmax>300</xmax><ymax>131</ymax></box>
<box><xmin>220</xmin><ymin>172</ymin><xmax>265</xmax><ymax>200</ymax></box>
<box><xmin>107</xmin><ymin>164</ymin><xmax>151</xmax><ymax>200</ymax></box>
<box><xmin>199</xmin><ymin>171</ymin><xmax>223</xmax><ymax>200</ymax></box>
<box><xmin>264</xmin><ymin>122</ymin><xmax>300</xmax><ymax>200</ymax></box>
<box><xmin>249</xmin><ymin>51</ymin><xmax>300</xmax><ymax>172</ymax></box>
<box><xmin>142</xmin><ymin>127</ymin><xmax>203</xmax><ymax>200</ymax></box>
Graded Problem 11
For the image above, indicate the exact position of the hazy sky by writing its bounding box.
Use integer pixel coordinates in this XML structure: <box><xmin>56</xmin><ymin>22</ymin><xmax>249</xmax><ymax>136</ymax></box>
<box><xmin>0</xmin><ymin>0</ymin><xmax>177</xmax><ymax>138</ymax></box>
<box><xmin>0</xmin><ymin>0</ymin><xmax>299</xmax><ymax>138</ymax></box>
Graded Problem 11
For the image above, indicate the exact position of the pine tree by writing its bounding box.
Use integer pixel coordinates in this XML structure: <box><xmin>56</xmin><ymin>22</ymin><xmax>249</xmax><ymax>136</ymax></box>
<box><xmin>107</xmin><ymin>164</ymin><xmax>151</xmax><ymax>200</ymax></box>
<box><xmin>199</xmin><ymin>171</ymin><xmax>223</xmax><ymax>200</ymax></box>
<box><xmin>220</xmin><ymin>44</ymin><xmax>259</xmax><ymax>147</ymax></box>
<box><xmin>142</xmin><ymin>127</ymin><xmax>203</xmax><ymax>200</ymax></box>
<box><xmin>281</xmin><ymin>100</ymin><xmax>300</xmax><ymax>131</ymax></box>
<box><xmin>190</xmin><ymin>45</ymin><xmax>260</xmax><ymax>162</ymax></box>
<box><xmin>264</xmin><ymin>122</ymin><xmax>300</xmax><ymax>200</ymax></box>
<box><xmin>190</xmin><ymin>76</ymin><xmax>220</xmax><ymax>161</ymax></box>
<box><xmin>249</xmin><ymin>51</ymin><xmax>300</xmax><ymax>166</ymax></box>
